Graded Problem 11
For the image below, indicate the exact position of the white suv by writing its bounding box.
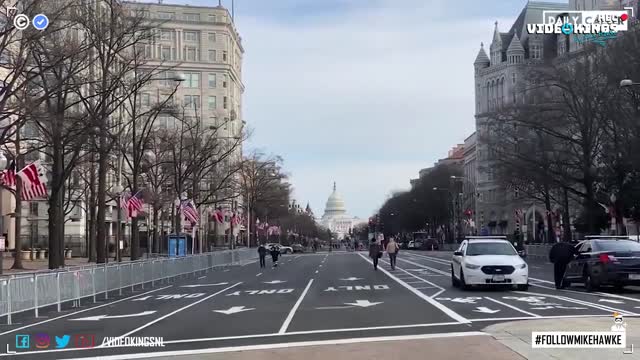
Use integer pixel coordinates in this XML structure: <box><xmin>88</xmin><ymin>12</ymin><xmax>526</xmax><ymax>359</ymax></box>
<box><xmin>451</xmin><ymin>237</ymin><xmax>528</xmax><ymax>291</ymax></box>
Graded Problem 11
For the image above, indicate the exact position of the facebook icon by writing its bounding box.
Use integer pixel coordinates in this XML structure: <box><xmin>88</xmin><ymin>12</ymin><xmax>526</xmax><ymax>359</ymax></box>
<box><xmin>15</xmin><ymin>334</ymin><xmax>29</xmax><ymax>349</ymax></box>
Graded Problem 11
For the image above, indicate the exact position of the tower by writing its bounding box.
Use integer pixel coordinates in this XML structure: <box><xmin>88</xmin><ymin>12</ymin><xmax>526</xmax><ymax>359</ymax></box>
<box><xmin>490</xmin><ymin>21</ymin><xmax>502</xmax><ymax>65</ymax></box>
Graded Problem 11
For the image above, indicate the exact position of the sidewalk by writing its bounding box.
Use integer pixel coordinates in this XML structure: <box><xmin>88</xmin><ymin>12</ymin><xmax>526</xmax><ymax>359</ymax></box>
<box><xmin>149</xmin><ymin>334</ymin><xmax>525</xmax><ymax>360</ymax></box>
<box><xmin>1</xmin><ymin>256</ymin><xmax>133</xmax><ymax>275</ymax></box>
<box><xmin>484</xmin><ymin>317</ymin><xmax>639</xmax><ymax>360</ymax></box>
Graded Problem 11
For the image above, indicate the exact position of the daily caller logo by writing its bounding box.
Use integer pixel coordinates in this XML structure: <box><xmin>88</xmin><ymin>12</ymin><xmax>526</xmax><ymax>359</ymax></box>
<box><xmin>527</xmin><ymin>8</ymin><xmax>635</xmax><ymax>35</ymax></box>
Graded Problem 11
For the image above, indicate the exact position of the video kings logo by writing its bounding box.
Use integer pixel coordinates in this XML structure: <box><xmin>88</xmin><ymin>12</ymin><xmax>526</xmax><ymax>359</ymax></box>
<box><xmin>527</xmin><ymin>8</ymin><xmax>635</xmax><ymax>35</ymax></box>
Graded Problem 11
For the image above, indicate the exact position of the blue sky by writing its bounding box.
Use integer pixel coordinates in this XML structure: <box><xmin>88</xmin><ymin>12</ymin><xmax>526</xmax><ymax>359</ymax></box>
<box><xmin>154</xmin><ymin>0</ymin><xmax>564</xmax><ymax>218</ymax></box>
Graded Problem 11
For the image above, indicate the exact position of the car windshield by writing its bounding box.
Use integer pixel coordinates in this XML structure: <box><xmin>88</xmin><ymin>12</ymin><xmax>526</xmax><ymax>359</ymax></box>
<box><xmin>593</xmin><ymin>240</ymin><xmax>640</xmax><ymax>252</ymax></box>
<box><xmin>466</xmin><ymin>242</ymin><xmax>517</xmax><ymax>256</ymax></box>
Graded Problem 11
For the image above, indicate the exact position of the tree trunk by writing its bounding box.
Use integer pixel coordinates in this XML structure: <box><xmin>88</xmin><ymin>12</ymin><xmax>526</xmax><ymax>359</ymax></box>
<box><xmin>96</xmin><ymin>134</ymin><xmax>108</xmax><ymax>263</ymax></box>
<box><xmin>88</xmin><ymin>152</ymin><xmax>97</xmax><ymax>262</ymax></box>
<box><xmin>563</xmin><ymin>187</ymin><xmax>572</xmax><ymax>242</ymax></box>
<box><xmin>11</xmin><ymin>136</ymin><xmax>24</xmax><ymax>269</ymax></box>
<box><xmin>152</xmin><ymin>206</ymin><xmax>160</xmax><ymax>253</ymax></box>
<box><xmin>544</xmin><ymin>186</ymin><xmax>554</xmax><ymax>244</ymax></box>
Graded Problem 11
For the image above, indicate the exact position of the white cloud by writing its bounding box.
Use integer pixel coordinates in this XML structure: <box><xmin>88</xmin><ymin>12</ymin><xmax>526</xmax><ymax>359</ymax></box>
<box><xmin>233</xmin><ymin>1</ymin><xmax>516</xmax><ymax>218</ymax></box>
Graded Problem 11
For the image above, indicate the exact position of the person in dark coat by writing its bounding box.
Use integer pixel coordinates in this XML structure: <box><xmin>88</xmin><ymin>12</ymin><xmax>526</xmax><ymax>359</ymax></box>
<box><xmin>549</xmin><ymin>241</ymin><xmax>578</xmax><ymax>289</ymax></box>
<box><xmin>369</xmin><ymin>238</ymin><xmax>381</xmax><ymax>270</ymax></box>
<box><xmin>258</xmin><ymin>244</ymin><xmax>267</xmax><ymax>268</ymax></box>
<box><xmin>270</xmin><ymin>245</ymin><xmax>281</xmax><ymax>267</ymax></box>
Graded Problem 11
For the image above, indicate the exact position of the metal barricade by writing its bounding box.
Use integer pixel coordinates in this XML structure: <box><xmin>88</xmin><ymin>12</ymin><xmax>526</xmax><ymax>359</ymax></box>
<box><xmin>0</xmin><ymin>249</ymin><xmax>255</xmax><ymax>324</ymax></box>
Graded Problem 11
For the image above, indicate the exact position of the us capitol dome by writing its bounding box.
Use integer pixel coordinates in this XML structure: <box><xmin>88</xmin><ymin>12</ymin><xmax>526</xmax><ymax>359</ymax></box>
<box><xmin>320</xmin><ymin>182</ymin><xmax>359</xmax><ymax>240</ymax></box>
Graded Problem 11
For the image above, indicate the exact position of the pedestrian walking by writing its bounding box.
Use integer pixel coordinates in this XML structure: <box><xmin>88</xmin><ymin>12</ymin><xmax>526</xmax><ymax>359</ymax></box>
<box><xmin>549</xmin><ymin>240</ymin><xmax>578</xmax><ymax>289</ymax></box>
<box><xmin>386</xmin><ymin>237</ymin><xmax>400</xmax><ymax>270</ymax></box>
<box><xmin>270</xmin><ymin>245</ymin><xmax>281</xmax><ymax>267</ymax></box>
<box><xmin>369</xmin><ymin>237</ymin><xmax>382</xmax><ymax>270</ymax></box>
<box><xmin>258</xmin><ymin>244</ymin><xmax>267</xmax><ymax>268</ymax></box>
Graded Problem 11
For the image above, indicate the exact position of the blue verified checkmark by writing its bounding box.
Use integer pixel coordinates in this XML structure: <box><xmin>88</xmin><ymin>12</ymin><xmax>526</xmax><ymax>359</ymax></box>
<box><xmin>32</xmin><ymin>14</ymin><xmax>49</xmax><ymax>31</ymax></box>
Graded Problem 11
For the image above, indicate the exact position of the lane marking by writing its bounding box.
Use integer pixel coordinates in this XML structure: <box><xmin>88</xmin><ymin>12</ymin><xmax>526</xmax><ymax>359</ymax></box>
<box><xmin>397</xmin><ymin>258</ymin><xmax>449</xmax><ymax>275</ymax></box>
<box><xmin>359</xmin><ymin>253</ymin><xmax>469</xmax><ymax>324</ymax></box>
<box><xmin>315</xmin><ymin>270</ymin><xmax>319</xmax><ymax>274</ymax></box>
<box><xmin>100</xmin><ymin>282</ymin><xmax>242</xmax><ymax>347</ymax></box>
<box><xmin>0</xmin><ymin>285</ymin><xmax>172</xmax><ymax>336</ymax></box>
<box><xmin>379</xmin><ymin>258</ymin><xmax>446</xmax><ymax>297</ymax></box>
<box><xmin>470</xmin><ymin>314</ymin><xmax>634</xmax><ymax>322</ymax></box>
<box><xmin>241</xmin><ymin>260</ymin><xmax>258</xmax><ymax>267</ymax></box>
<box><xmin>414</xmin><ymin>286</ymin><xmax>437</xmax><ymax>290</ymax></box>
<box><xmin>483</xmin><ymin>297</ymin><xmax>541</xmax><ymax>317</ymax></box>
<box><xmin>406</xmin><ymin>253</ymin><xmax>451</xmax><ymax>264</ymax></box>
<box><xmin>63</xmin><ymin>331</ymin><xmax>487</xmax><ymax>359</ymax></box>
<box><xmin>197</xmin><ymin>276</ymin><xmax>206</xmax><ymax>279</ymax></box>
<box><xmin>514</xmin><ymin>290</ymin><xmax>638</xmax><ymax>316</ymax></box>
<box><xmin>256</xmin><ymin>273</ymin><xmax>262</xmax><ymax>277</ymax></box>
<box><xmin>278</xmin><ymin>278</ymin><xmax>314</xmax><ymax>334</ymax></box>
<box><xmin>531</xmin><ymin>276</ymin><xmax>640</xmax><ymax>304</ymax></box>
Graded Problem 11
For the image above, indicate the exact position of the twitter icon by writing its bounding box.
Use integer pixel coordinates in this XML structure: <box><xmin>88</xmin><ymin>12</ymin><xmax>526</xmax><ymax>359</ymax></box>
<box><xmin>55</xmin><ymin>335</ymin><xmax>70</xmax><ymax>349</ymax></box>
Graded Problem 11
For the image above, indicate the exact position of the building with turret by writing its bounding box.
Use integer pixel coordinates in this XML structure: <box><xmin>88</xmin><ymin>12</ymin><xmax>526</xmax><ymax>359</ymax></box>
<box><xmin>473</xmin><ymin>0</ymin><xmax>638</xmax><ymax>241</ymax></box>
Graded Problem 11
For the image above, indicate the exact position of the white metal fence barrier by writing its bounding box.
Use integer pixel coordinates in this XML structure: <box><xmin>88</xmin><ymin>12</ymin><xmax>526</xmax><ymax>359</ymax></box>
<box><xmin>0</xmin><ymin>248</ymin><xmax>256</xmax><ymax>324</ymax></box>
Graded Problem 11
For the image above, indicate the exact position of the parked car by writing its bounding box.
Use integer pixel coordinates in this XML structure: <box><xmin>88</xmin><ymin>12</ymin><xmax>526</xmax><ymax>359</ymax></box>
<box><xmin>292</xmin><ymin>244</ymin><xmax>304</xmax><ymax>253</ymax></box>
<box><xmin>421</xmin><ymin>238</ymin><xmax>439</xmax><ymax>251</ymax></box>
<box><xmin>563</xmin><ymin>238</ymin><xmax>640</xmax><ymax>291</ymax></box>
<box><xmin>266</xmin><ymin>243</ymin><xmax>294</xmax><ymax>254</ymax></box>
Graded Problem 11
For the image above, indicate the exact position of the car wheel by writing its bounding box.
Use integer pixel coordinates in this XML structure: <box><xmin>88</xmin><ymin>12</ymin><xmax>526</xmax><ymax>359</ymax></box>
<box><xmin>460</xmin><ymin>269</ymin><xmax>470</xmax><ymax>290</ymax></box>
<box><xmin>583</xmin><ymin>267</ymin><xmax>599</xmax><ymax>292</ymax></box>
<box><xmin>451</xmin><ymin>265</ymin><xmax>459</xmax><ymax>288</ymax></box>
<box><xmin>517</xmin><ymin>284</ymin><xmax>529</xmax><ymax>291</ymax></box>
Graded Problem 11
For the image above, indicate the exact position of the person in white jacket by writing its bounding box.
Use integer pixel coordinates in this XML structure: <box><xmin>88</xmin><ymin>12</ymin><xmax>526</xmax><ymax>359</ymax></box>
<box><xmin>386</xmin><ymin>237</ymin><xmax>400</xmax><ymax>270</ymax></box>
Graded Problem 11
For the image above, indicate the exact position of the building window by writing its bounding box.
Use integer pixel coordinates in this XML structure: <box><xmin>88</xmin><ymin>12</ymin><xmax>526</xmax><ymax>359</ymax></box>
<box><xmin>512</xmin><ymin>73</ymin><xmax>516</xmax><ymax>84</ymax></box>
<box><xmin>29</xmin><ymin>202</ymin><xmax>38</xmax><ymax>216</ymax></box>
<box><xmin>184</xmin><ymin>13</ymin><xmax>200</xmax><ymax>21</ymax></box>
<box><xmin>160</xmin><ymin>46</ymin><xmax>172</xmax><ymax>61</ymax></box>
<box><xmin>208</xmin><ymin>73</ymin><xmax>216</xmax><ymax>88</ymax></box>
<box><xmin>223</xmin><ymin>74</ymin><xmax>228</xmax><ymax>88</ymax></box>
<box><xmin>184</xmin><ymin>31</ymin><xmax>198</xmax><ymax>42</ymax></box>
<box><xmin>208</xmin><ymin>32</ymin><xmax>216</xmax><ymax>42</ymax></box>
<box><xmin>222</xmin><ymin>50</ymin><xmax>228</xmax><ymax>62</ymax></box>
<box><xmin>223</xmin><ymin>96</ymin><xmax>228</xmax><ymax>109</ymax></box>
<box><xmin>160</xmin><ymin>30</ymin><xmax>173</xmax><ymax>41</ymax></box>
<box><xmin>208</xmin><ymin>96</ymin><xmax>217</xmax><ymax>110</ymax></box>
<box><xmin>530</xmin><ymin>44</ymin><xmax>541</xmax><ymax>59</ymax></box>
<box><xmin>184</xmin><ymin>95</ymin><xmax>200</xmax><ymax>109</ymax></box>
<box><xmin>208</xmin><ymin>14</ymin><xmax>216</xmax><ymax>22</ymax></box>
<box><xmin>183</xmin><ymin>72</ymin><xmax>200</xmax><ymax>88</ymax></box>
<box><xmin>208</xmin><ymin>50</ymin><xmax>216</xmax><ymax>62</ymax></box>
<box><xmin>157</xmin><ymin>12</ymin><xmax>174</xmax><ymax>20</ymax></box>
<box><xmin>184</xmin><ymin>47</ymin><xmax>198</xmax><ymax>61</ymax></box>
<box><xmin>141</xmin><ymin>93</ymin><xmax>150</xmax><ymax>106</ymax></box>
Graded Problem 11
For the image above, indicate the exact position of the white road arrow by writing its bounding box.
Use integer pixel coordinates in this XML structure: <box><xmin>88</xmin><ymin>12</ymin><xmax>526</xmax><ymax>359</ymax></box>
<box><xmin>180</xmin><ymin>282</ymin><xmax>229</xmax><ymax>288</ymax></box>
<box><xmin>530</xmin><ymin>306</ymin><xmax>556</xmax><ymax>310</ymax></box>
<box><xmin>263</xmin><ymin>280</ymin><xmax>287</xmax><ymax>284</ymax></box>
<box><xmin>213</xmin><ymin>306</ymin><xmax>255</xmax><ymax>315</ymax></box>
<box><xmin>473</xmin><ymin>307</ymin><xmax>500</xmax><ymax>314</ymax></box>
<box><xmin>70</xmin><ymin>311</ymin><xmax>156</xmax><ymax>321</ymax></box>
<box><xmin>599</xmin><ymin>299</ymin><xmax>625</xmax><ymax>304</ymax></box>
<box><xmin>340</xmin><ymin>277</ymin><xmax>363</xmax><ymax>281</ymax></box>
<box><xmin>344</xmin><ymin>300</ymin><xmax>383</xmax><ymax>308</ymax></box>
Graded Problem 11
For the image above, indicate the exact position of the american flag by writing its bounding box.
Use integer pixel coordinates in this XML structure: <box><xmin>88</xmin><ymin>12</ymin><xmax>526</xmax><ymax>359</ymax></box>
<box><xmin>180</xmin><ymin>200</ymin><xmax>199</xmax><ymax>224</ymax></box>
<box><xmin>17</xmin><ymin>162</ymin><xmax>47</xmax><ymax>200</ymax></box>
<box><xmin>0</xmin><ymin>160</ymin><xmax>16</xmax><ymax>187</ymax></box>
<box><xmin>120</xmin><ymin>191</ymin><xmax>144</xmax><ymax>218</ymax></box>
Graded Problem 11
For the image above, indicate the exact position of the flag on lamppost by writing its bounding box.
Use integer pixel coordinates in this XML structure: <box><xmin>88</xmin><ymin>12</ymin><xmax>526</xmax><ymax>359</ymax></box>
<box><xmin>0</xmin><ymin>160</ymin><xmax>16</xmax><ymax>187</ymax></box>
<box><xmin>16</xmin><ymin>161</ymin><xmax>48</xmax><ymax>200</ymax></box>
<box><xmin>180</xmin><ymin>200</ymin><xmax>200</xmax><ymax>224</ymax></box>
<box><xmin>120</xmin><ymin>191</ymin><xmax>144</xmax><ymax>218</ymax></box>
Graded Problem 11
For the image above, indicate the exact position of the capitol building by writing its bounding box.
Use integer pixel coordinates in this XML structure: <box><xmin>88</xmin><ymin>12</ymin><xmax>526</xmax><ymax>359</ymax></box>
<box><xmin>320</xmin><ymin>183</ymin><xmax>361</xmax><ymax>240</ymax></box>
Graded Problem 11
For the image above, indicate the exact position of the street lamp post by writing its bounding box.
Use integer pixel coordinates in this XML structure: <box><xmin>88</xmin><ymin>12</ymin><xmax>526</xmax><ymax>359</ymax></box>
<box><xmin>432</xmin><ymin>187</ymin><xmax>453</xmax><ymax>242</ymax></box>
<box><xmin>0</xmin><ymin>152</ymin><xmax>6</xmax><ymax>274</ymax></box>
<box><xmin>113</xmin><ymin>183</ymin><xmax>123</xmax><ymax>263</ymax></box>
<box><xmin>451</xmin><ymin>176</ymin><xmax>478</xmax><ymax>237</ymax></box>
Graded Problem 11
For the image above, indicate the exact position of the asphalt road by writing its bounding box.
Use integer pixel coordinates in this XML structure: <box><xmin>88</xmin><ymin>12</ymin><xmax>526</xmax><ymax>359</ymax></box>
<box><xmin>0</xmin><ymin>250</ymin><xmax>638</xmax><ymax>359</ymax></box>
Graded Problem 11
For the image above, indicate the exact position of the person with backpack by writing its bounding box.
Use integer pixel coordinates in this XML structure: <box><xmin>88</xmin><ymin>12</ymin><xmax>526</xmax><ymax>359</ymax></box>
<box><xmin>270</xmin><ymin>245</ymin><xmax>281</xmax><ymax>267</ymax></box>
<box><xmin>369</xmin><ymin>237</ymin><xmax>382</xmax><ymax>270</ymax></box>
<box><xmin>386</xmin><ymin>237</ymin><xmax>400</xmax><ymax>270</ymax></box>
<box><xmin>258</xmin><ymin>244</ymin><xmax>267</xmax><ymax>268</ymax></box>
